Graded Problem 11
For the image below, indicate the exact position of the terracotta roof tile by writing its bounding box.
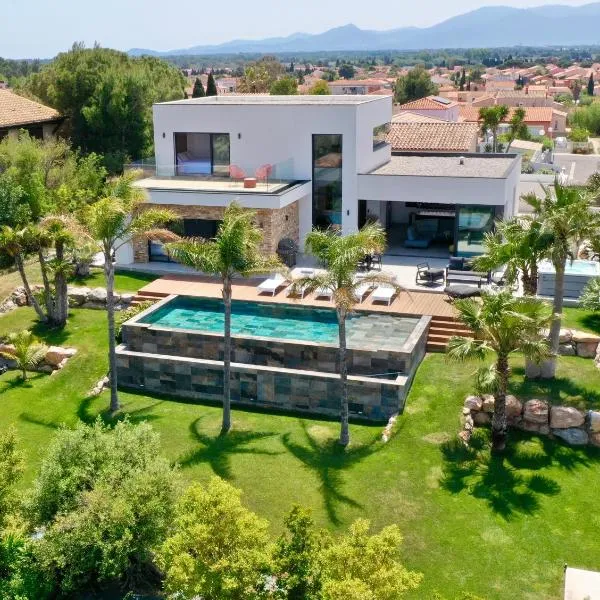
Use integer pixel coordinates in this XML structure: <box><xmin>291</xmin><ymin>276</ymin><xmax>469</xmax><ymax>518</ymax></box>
<box><xmin>391</xmin><ymin>111</ymin><xmax>446</xmax><ymax>123</ymax></box>
<box><xmin>0</xmin><ymin>89</ymin><xmax>60</xmax><ymax>129</ymax></box>
<box><xmin>385</xmin><ymin>121</ymin><xmax>478</xmax><ymax>152</ymax></box>
<box><xmin>459</xmin><ymin>105</ymin><xmax>556</xmax><ymax>124</ymax></box>
<box><xmin>396</xmin><ymin>95</ymin><xmax>458</xmax><ymax>110</ymax></box>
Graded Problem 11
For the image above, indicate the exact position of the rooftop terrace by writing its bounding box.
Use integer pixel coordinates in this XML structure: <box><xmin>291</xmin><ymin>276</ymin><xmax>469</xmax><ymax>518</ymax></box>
<box><xmin>158</xmin><ymin>95</ymin><xmax>389</xmax><ymax>106</ymax></box>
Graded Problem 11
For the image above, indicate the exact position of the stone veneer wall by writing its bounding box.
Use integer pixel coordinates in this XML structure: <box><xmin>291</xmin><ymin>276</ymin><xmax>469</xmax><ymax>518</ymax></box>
<box><xmin>132</xmin><ymin>201</ymin><xmax>299</xmax><ymax>263</ymax></box>
<box><xmin>116</xmin><ymin>347</ymin><xmax>407</xmax><ymax>421</ymax></box>
<box><xmin>122</xmin><ymin>317</ymin><xmax>429</xmax><ymax>379</ymax></box>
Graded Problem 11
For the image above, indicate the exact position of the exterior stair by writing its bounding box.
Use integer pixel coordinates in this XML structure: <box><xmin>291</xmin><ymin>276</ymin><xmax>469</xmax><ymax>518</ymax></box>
<box><xmin>426</xmin><ymin>315</ymin><xmax>473</xmax><ymax>353</ymax></box>
<box><xmin>131</xmin><ymin>289</ymin><xmax>168</xmax><ymax>306</ymax></box>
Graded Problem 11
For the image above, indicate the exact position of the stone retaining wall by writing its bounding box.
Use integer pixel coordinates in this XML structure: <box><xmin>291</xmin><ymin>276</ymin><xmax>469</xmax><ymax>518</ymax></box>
<box><xmin>116</xmin><ymin>346</ymin><xmax>408</xmax><ymax>421</ymax></box>
<box><xmin>462</xmin><ymin>394</ymin><xmax>600</xmax><ymax>447</ymax></box>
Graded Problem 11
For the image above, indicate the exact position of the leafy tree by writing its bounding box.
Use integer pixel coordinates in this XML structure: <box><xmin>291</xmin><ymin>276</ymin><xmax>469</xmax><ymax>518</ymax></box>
<box><xmin>166</xmin><ymin>202</ymin><xmax>281</xmax><ymax>433</ymax></box>
<box><xmin>505</xmin><ymin>107</ymin><xmax>528</xmax><ymax>151</ymax></box>
<box><xmin>206</xmin><ymin>72</ymin><xmax>218</xmax><ymax>96</ymax></box>
<box><xmin>27</xmin><ymin>420</ymin><xmax>178</xmax><ymax>595</ymax></box>
<box><xmin>22</xmin><ymin>44</ymin><xmax>186</xmax><ymax>171</ymax></box>
<box><xmin>338</xmin><ymin>64</ymin><xmax>355</xmax><ymax>80</ymax></box>
<box><xmin>526</xmin><ymin>183</ymin><xmax>600</xmax><ymax>377</ymax></box>
<box><xmin>192</xmin><ymin>76</ymin><xmax>206</xmax><ymax>98</ymax></box>
<box><xmin>274</xmin><ymin>506</ymin><xmax>322</xmax><ymax>599</ymax></box>
<box><xmin>394</xmin><ymin>65</ymin><xmax>438</xmax><ymax>104</ymax></box>
<box><xmin>588</xmin><ymin>72</ymin><xmax>595</xmax><ymax>97</ymax></box>
<box><xmin>0</xmin><ymin>428</ymin><xmax>23</xmax><ymax>526</ymax></box>
<box><xmin>290</xmin><ymin>224</ymin><xmax>401</xmax><ymax>446</ymax></box>
<box><xmin>0</xmin><ymin>330</ymin><xmax>47</xmax><ymax>381</ymax></box>
<box><xmin>448</xmin><ymin>292</ymin><xmax>550</xmax><ymax>452</ymax></box>
<box><xmin>580</xmin><ymin>276</ymin><xmax>600</xmax><ymax>311</ymax></box>
<box><xmin>0</xmin><ymin>174</ymin><xmax>31</xmax><ymax>228</ymax></box>
<box><xmin>270</xmin><ymin>76</ymin><xmax>298</xmax><ymax>95</ymax></box>
<box><xmin>158</xmin><ymin>477</ymin><xmax>272</xmax><ymax>600</ymax></box>
<box><xmin>81</xmin><ymin>172</ymin><xmax>176</xmax><ymax>412</ymax></box>
<box><xmin>319</xmin><ymin>519</ymin><xmax>422</xmax><ymax>599</ymax></box>
<box><xmin>478</xmin><ymin>105</ymin><xmax>509</xmax><ymax>152</ymax></box>
<box><xmin>309</xmin><ymin>80</ymin><xmax>331</xmax><ymax>95</ymax></box>
<box><xmin>238</xmin><ymin>65</ymin><xmax>271</xmax><ymax>93</ymax></box>
<box><xmin>568</xmin><ymin>127</ymin><xmax>590</xmax><ymax>143</ymax></box>
<box><xmin>459</xmin><ymin>69</ymin><xmax>466</xmax><ymax>91</ymax></box>
<box><xmin>570</xmin><ymin>102</ymin><xmax>600</xmax><ymax>135</ymax></box>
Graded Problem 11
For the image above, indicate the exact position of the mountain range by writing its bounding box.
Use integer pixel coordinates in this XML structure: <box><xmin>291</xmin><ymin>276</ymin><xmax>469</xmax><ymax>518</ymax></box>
<box><xmin>128</xmin><ymin>3</ymin><xmax>600</xmax><ymax>56</ymax></box>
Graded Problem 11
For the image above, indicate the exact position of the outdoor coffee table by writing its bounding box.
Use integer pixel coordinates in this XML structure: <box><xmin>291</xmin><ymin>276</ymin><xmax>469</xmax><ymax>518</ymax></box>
<box><xmin>444</xmin><ymin>284</ymin><xmax>482</xmax><ymax>299</ymax></box>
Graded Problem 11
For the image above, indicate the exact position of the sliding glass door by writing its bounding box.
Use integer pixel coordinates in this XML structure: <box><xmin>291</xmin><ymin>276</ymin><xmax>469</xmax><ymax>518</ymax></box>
<box><xmin>456</xmin><ymin>205</ymin><xmax>497</xmax><ymax>257</ymax></box>
<box><xmin>312</xmin><ymin>134</ymin><xmax>343</xmax><ymax>230</ymax></box>
<box><xmin>174</xmin><ymin>133</ymin><xmax>230</xmax><ymax>176</ymax></box>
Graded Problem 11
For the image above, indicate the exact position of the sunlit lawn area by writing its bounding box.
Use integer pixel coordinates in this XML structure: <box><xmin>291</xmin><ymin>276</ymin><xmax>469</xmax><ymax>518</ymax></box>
<box><xmin>1</xmin><ymin>304</ymin><xmax>599</xmax><ymax>599</ymax></box>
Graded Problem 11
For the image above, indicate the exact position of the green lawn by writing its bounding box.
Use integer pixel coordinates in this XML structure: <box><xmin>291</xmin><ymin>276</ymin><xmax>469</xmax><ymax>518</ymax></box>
<box><xmin>562</xmin><ymin>306</ymin><xmax>600</xmax><ymax>335</ymax></box>
<box><xmin>1</xmin><ymin>306</ymin><xmax>599</xmax><ymax>599</ymax></box>
<box><xmin>68</xmin><ymin>268</ymin><xmax>159</xmax><ymax>292</ymax></box>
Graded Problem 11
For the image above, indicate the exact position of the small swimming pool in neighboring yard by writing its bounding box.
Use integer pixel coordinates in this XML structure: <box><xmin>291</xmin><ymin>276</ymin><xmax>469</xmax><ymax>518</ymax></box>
<box><xmin>138</xmin><ymin>296</ymin><xmax>420</xmax><ymax>350</ymax></box>
<box><xmin>538</xmin><ymin>260</ymin><xmax>600</xmax><ymax>276</ymax></box>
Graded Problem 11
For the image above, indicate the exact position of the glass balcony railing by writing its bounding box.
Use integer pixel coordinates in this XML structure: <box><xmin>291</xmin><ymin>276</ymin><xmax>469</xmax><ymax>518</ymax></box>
<box><xmin>125</xmin><ymin>158</ymin><xmax>300</xmax><ymax>194</ymax></box>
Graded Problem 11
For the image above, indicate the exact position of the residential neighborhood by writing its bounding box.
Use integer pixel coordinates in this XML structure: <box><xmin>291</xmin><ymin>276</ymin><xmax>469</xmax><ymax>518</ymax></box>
<box><xmin>2</xmin><ymin>4</ymin><xmax>600</xmax><ymax>600</ymax></box>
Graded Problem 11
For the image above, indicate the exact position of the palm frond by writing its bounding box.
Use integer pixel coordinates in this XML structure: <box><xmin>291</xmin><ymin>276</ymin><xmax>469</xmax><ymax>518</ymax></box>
<box><xmin>447</xmin><ymin>336</ymin><xmax>488</xmax><ymax>362</ymax></box>
<box><xmin>474</xmin><ymin>363</ymin><xmax>499</xmax><ymax>395</ymax></box>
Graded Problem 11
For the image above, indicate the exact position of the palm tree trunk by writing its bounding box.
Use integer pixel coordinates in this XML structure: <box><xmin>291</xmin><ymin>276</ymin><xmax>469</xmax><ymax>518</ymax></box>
<box><xmin>37</xmin><ymin>249</ymin><xmax>54</xmax><ymax>320</ymax></box>
<box><xmin>543</xmin><ymin>260</ymin><xmax>565</xmax><ymax>379</ymax></box>
<box><xmin>55</xmin><ymin>240</ymin><xmax>69</xmax><ymax>327</ymax></box>
<box><xmin>492</xmin><ymin>354</ymin><xmax>509</xmax><ymax>453</ymax></box>
<box><xmin>521</xmin><ymin>263</ymin><xmax>538</xmax><ymax>297</ymax></box>
<box><xmin>222</xmin><ymin>276</ymin><xmax>232</xmax><ymax>433</ymax></box>
<box><xmin>15</xmin><ymin>254</ymin><xmax>46</xmax><ymax>323</ymax></box>
<box><xmin>492</xmin><ymin>127</ymin><xmax>497</xmax><ymax>153</ymax></box>
<box><xmin>104</xmin><ymin>248</ymin><xmax>119</xmax><ymax>413</ymax></box>
<box><xmin>337</xmin><ymin>308</ymin><xmax>350</xmax><ymax>447</ymax></box>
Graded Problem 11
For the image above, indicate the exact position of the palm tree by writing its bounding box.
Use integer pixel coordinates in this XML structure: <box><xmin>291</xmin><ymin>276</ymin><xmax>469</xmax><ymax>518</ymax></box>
<box><xmin>289</xmin><ymin>223</ymin><xmax>403</xmax><ymax>447</ymax></box>
<box><xmin>0</xmin><ymin>330</ymin><xmax>48</xmax><ymax>381</ymax></box>
<box><xmin>0</xmin><ymin>226</ymin><xmax>47</xmax><ymax>323</ymax></box>
<box><xmin>526</xmin><ymin>182</ymin><xmax>600</xmax><ymax>377</ymax></box>
<box><xmin>166</xmin><ymin>202</ymin><xmax>281</xmax><ymax>433</ymax></box>
<box><xmin>448</xmin><ymin>292</ymin><xmax>550</xmax><ymax>453</ymax></box>
<box><xmin>479</xmin><ymin>105</ymin><xmax>509</xmax><ymax>152</ymax></box>
<box><xmin>474</xmin><ymin>215</ymin><xmax>549</xmax><ymax>297</ymax></box>
<box><xmin>505</xmin><ymin>107</ymin><xmax>528</xmax><ymax>152</ymax></box>
<box><xmin>81</xmin><ymin>172</ymin><xmax>176</xmax><ymax>413</ymax></box>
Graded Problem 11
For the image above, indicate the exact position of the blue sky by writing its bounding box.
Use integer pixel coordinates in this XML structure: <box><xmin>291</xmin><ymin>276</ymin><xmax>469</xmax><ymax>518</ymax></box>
<box><xmin>1</xmin><ymin>0</ymin><xmax>594</xmax><ymax>58</ymax></box>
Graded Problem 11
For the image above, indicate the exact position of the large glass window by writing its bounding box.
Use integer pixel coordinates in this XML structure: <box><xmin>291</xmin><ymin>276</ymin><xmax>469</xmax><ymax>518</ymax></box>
<box><xmin>174</xmin><ymin>133</ymin><xmax>230</xmax><ymax>176</ymax></box>
<box><xmin>372</xmin><ymin>123</ymin><xmax>390</xmax><ymax>150</ymax></box>
<box><xmin>456</xmin><ymin>206</ymin><xmax>497</xmax><ymax>257</ymax></box>
<box><xmin>312</xmin><ymin>134</ymin><xmax>342</xmax><ymax>230</ymax></box>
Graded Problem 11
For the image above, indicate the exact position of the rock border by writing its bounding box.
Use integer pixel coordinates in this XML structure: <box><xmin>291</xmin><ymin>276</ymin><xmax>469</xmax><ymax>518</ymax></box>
<box><xmin>0</xmin><ymin>343</ymin><xmax>77</xmax><ymax>375</ymax></box>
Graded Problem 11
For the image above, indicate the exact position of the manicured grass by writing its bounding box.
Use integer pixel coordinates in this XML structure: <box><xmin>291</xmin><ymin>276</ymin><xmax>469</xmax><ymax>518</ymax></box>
<box><xmin>0</xmin><ymin>260</ymin><xmax>43</xmax><ymax>301</ymax></box>
<box><xmin>68</xmin><ymin>268</ymin><xmax>159</xmax><ymax>292</ymax></box>
<box><xmin>1</xmin><ymin>306</ymin><xmax>600</xmax><ymax>599</ymax></box>
<box><xmin>562</xmin><ymin>306</ymin><xmax>600</xmax><ymax>335</ymax></box>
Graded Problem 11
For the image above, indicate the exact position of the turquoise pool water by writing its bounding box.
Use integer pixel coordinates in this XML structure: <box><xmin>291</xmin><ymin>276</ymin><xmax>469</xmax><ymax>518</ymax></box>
<box><xmin>138</xmin><ymin>296</ymin><xmax>419</xmax><ymax>348</ymax></box>
<box><xmin>539</xmin><ymin>259</ymin><xmax>600</xmax><ymax>276</ymax></box>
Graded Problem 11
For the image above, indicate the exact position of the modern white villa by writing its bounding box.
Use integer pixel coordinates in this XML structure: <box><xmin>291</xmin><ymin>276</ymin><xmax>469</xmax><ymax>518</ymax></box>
<box><xmin>117</xmin><ymin>95</ymin><xmax>521</xmax><ymax>266</ymax></box>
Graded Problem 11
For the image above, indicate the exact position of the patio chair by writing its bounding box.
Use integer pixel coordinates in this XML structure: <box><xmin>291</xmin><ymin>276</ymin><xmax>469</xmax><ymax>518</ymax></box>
<box><xmin>257</xmin><ymin>273</ymin><xmax>287</xmax><ymax>296</ymax></box>
<box><xmin>353</xmin><ymin>275</ymin><xmax>374</xmax><ymax>303</ymax></box>
<box><xmin>255</xmin><ymin>164</ymin><xmax>273</xmax><ymax>185</ymax></box>
<box><xmin>229</xmin><ymin>164</ymin><xmax>246</xmax><ymax>184</ymax></box>
<box><xmin>286</xmin><ymin>268</ymin><xmax>316</xmax><ymax>298</ymax></box>
<box><xmin>371</xmin><ymin>284</ymin><xmax>395</xmax><ymax>306</ymax></box>
<box><xmin>371</xmin><ymin>253</ymin><xmax>382</xmax><ymax>270</ymax></box>
<box><xmin>416</xmin><ymin>262</ymin><xmax>445</xmax><ymax>286</ymax></box>
<box><xmin>315</xmin><ymin>286</ymin><xmax>333</xmax><ymax>301</ymax></box>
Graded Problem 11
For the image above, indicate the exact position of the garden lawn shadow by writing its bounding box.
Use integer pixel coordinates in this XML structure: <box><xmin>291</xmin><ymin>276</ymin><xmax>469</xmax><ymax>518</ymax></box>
<box><xmin>179</xmin><ymin>417</ymin><xmax>282</xmax><ymax>480</ymax></box>
<box><xmin>281</xmin><ymin>420</ymin><xmax>381</xmax><ymax>526</ymax></box>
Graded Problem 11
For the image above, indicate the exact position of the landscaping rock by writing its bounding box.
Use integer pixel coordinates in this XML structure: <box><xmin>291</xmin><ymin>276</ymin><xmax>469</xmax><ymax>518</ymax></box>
<box><xmin>473</xmin><ymin>411</ymin><xmax>490</xmax><ymax>426</ymax></box>
<box><xmin>576</xmin><ymin>342</ymin><xmax>599</xmax><ymax>358</ymax></box>
<box><xmin>0</xmin><ymin>343</ymin><xmax>16</xmax><ymax>355</ymax></box>
<box><xmin>519</xmin><ymin>420</ymin><xmax>550</xmax><ymax>435</ymax></box>
<box><xmin>505</xmin><ymin>395</ymin><xmax>523</xmax><ymax>419</ymax></box>
<box><xmin>464</xmin><ymin>395</ymin><xmax>482</xmax><ymax>411</ymax></box>
<box><xmin>44</xmin><ymin>346</ymin><xmax>77</xmax><ymax>367</ymax></box>
<box><xmin>552</xmin><ymin>427</ymin><xmax>589</xmax><ymax>446</ymax></box>
<box><xmin>458</xmin><ymin>430</ymin><xmax>472</xmax><ymax>445</ymax></box>
<box><xmin>81</xmin><ymin>302</ymin><xmax>105</xmax><ymax>310</ymax></box>
<box><xmin>120</xmin><ymin>293</ymin><xmax>135</xmax><ymax>304</ymax></box>
<box><xmin>590</xmin><ymin>432</ymin><xmax>600</xmax><ymax>447</ymax></box>
<box><xmin>464</xmin><ymin>415</ymin><xmax>474</xmax><ymax>431</ymax></box>
<box><xmin>67</xmin><ymin>286</ymin><xmax>90</xmax><ymax>306</ymax></box>
<box><xmin>523</xmin><ymin>399</ymin><xmax>549</xmax><ymax>425</ymax></box>
<box><xmin>588</xmin><ymin>411</ymin><xmax>600</xmax><ymax>433</ymax></box>
<box><xmin>38</xmin><ymin>365</ymin><xmax>53</xmax><ymax>374</ymax></box>
<box><xmin>88</xmin><ymin>287</ymin><xmax>108</xmax><ymax>303</ymax></box>
<box><xmin>0</xmin><ymin>299</ymin><xmax>16</xmax><ymax>314</ymax></box>
<box><xmin>13</xmin><ymin>293</ymin><xmax>27</xmax><ymax>306</ymax></box>
<box><xmin>550</xmin><ymin>406</ymin><xmax>585</xmax><ymax>429</ymax></box>
<box><xmin>571</xmin><ymin>330</ymin><xmax>600</xmax><ymax>344</ymax></box>
<box><xmin>482</xmin><ymin>395</ymin><xmax>495</xmax><ymax>413</ymax></box>
<box><xmin>559</xmin><ymin>328</ymin><xmax>573</xmax><ymax>344</ymax></box>
<box><xmin>558</xmin><ymin>344</ymin><xmax>576</xmax><ymax>356</ymax></box>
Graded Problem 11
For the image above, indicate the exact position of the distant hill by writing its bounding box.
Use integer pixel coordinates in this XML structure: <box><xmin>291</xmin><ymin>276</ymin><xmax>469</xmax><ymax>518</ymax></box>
<box><xmin>129</xmin><ymin>3</ymin><xmax>600</xmax><ymax>56</ymax></box>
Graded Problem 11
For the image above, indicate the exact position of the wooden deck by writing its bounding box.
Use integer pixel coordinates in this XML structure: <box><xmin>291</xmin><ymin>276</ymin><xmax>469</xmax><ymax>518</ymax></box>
<box><xmin>136</xmin><ymin>274</ymin><xmax>457</xmax><ymax>319</ymax></box>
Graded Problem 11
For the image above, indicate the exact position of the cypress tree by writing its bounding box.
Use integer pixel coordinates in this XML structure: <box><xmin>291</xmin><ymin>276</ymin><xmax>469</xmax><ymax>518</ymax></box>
<box><xmin>206</xmin><ymin>73</ymin><xmax>218</xmax><ymax>96</ymax></box>
<box><xmin>588</xmin><ymin>72</ymin><xmax>595</xmax><ymax>97</ymax></box>
<box><xmin>192</xmin><ymin>77</ymin><xmax>205</xmax><ymax>98</ymax></box>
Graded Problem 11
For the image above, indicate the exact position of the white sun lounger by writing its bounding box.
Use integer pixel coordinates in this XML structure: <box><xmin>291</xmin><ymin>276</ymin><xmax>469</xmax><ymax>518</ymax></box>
<box><xmin>354</xmin><ymin>281</ymin><xmax>373</xmax><ymax>303</ymax></box>
<box><xmin>257</xmin><ymin>273</ymin><xmax>287</xmax><ymax>296</ymax></box>
<box><xmin>371</xmin><ymin>285</ymin><xmax>395</xmax><ymax>306</ymax></box>
<box><xmin>315</xmin><ymin>286</ymin><xmax>333</xmax><ymax>300</ymax></box>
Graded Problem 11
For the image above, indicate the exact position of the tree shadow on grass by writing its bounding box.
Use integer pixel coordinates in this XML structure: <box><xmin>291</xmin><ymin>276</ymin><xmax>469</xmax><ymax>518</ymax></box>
<box><xmin>281</xmin><ymin>420</ymin><xmax>381</xmax><ymax>526</ymax></box>
<box><xmin>77</xmin><ymin>392</ymin><xmax>164</xmax><ymax>427</ymax></box>
<box><xmin>577</xmin><ymin>312</ymin><xmax>600</xmax><ymax>335</ymax></box>
<box><xmin>439</xmin><ymin>428</ymin><xmax>595</xmax><ymax>520</ymax></box>
<box><xmin>510</xmin><ymin>365</ymin><xmax>600</xmax><ymax>409</ymax></box>
<box><xmin>178</xmin><ymin>417</ymin><xmax>282</xmax><ymax>480</ymax></box>
<box><xmin>30</xmin><ymin>317</ymin><xmax>78</xmax><ymax>347</ymax></box>
<box><xmin>0</xmin><ymin>372</ymin><xmax>44</xmax><ymax>393</ymax></box>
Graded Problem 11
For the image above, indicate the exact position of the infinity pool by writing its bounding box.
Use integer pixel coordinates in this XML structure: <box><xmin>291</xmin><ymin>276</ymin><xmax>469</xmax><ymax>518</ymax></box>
<box><xmin>138</xmin><ymin>296</ymin><xmax>420</xmax><ymax>350</ymax></box>
<box><xmin>538</xmin><ymin>259</ymin><xmax>600</xmax><ymax>276</ymax></box>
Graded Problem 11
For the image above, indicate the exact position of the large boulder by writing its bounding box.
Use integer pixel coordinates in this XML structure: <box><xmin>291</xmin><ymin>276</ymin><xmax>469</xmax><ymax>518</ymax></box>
<box><xmin>576</xmin><ymin>342</ymin><xmax>599</xmax><ymax>358</ymax></box>
<box><xmin>464</xmin><ymin>395</ymin><xmax>482</xmax><ymax>411</ymax></box>
<box><xmin>523</xmin><ymin>399</ymin><xmax>549</xmax><ymax>425</ymax></box>
<box><xmin>44</xmin><ymin>346</ymin><xmax>77</xmax><ymax>368</ymax></box>
<box><xmin>473</xmin><ymin>411</ymin><xmax>490</xmax><ymax>426</ymax></box>
<box><xmin>589</xmin><ymin>411</ymin><xmax>600</xmax><ymax>433</ymax></box>
<box><xmin>559</xmin><ymin>328</ymin><xmax>573</xmax><ymax>344</ymax></box>
<box><xmin>558</xmin><ymin>344</ymin><xmax>576</xmax><ymax>356</ymax></box>
<box><xmin>68</xmin><ymin>286</ymin><xmax>90</xmax><ymax>306</ymax></box>
<box><xmin>571</xmin><ymin>330</ymin><xmax>600</xmax><ymax>344</ymax></box>
<box><xmin>88</xmin><ymin>287</ymin><xmax>109</xmax><ymax>303</ymax></box>
<box><xmin>0</xmin><ymin>343</ymin><xmax>16</xmax><ymax>355</ymax></box>
<box><xmin>519</xmin><ymin>420</ymin><xmax>550</xmax><ymax>435</ymax></box>
<box><xmin>552</xmin><ymin>427</ymin><xmax>589</xmax><ymax>446</ymax></box>
<box><xmin>13</xmin><ymin>293</ymin><xmax>28</xmax><ymax>307</ymax></box>
<box><xmin>550</xmin><ymin>406</ymin><xmax>585</xmax><ymax>429</ymax></box>
<box><xmin>120</xmin><ymin>293</ymin><xmax>135</xmax><ymax>305</ymax></box>
<box><xmin>590</xmin><ymin>432</ymin><xmax>600</xmax><ymax>447</ymax></box>
<box><xmin>505</xmin><ymin>395</ymin><xmax>523</xmax><ymax>419</ymax></box>
<box><xmin>482</xmin><ymin>395</ymin><xmax>495</xmax><ymax>413</ymax></box>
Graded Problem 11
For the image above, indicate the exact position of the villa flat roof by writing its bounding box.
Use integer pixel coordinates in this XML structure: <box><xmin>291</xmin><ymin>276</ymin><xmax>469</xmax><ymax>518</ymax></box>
<box><xmin>366</xmin><ymin>154</ymin><xmax>516</xmax><ymax>179</ymax></box>
<box><xmin>158</xmin><ymin>95</ymin><xmax>389</xmax><ymax>106</ymax></box>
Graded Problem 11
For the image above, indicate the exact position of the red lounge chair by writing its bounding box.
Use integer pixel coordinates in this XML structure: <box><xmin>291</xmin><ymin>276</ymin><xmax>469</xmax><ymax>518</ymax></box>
<box><xmin>229</xmin><ymin>165</ymin><xmax>246</xmax><ymax>183</ymax></box>
<box><xmin>255</xmin><ymin>163</ymin><xmax>273</xmax><ymax>183</ymax></box>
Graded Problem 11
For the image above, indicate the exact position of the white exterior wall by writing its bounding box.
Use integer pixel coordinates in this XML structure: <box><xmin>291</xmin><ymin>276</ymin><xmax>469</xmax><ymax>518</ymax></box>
<box><xmin>152</xmin><ymin>97</ymin><xmax>391</xmax><ymax>245</ymax></box>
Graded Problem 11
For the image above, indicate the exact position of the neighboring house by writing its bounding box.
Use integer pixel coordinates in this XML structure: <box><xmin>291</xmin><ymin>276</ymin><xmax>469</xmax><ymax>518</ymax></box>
<box><xmin>394</xmin><ymin>95</ymin><xmax>460</xmax><ymax>122</ymax></box>
<box><xmin>116</xmin><ymin>95</ymin><xmax>520</xmax><ymax>266</ymax></box>
<box><xmin>485</xmin><ymin>80</ymin><xmax>515</xmax><ymax>93</ymax></box>
<box><xmin>216</xmin><ymin>78</ymin><xmax>237</xmax><ymax>94</ymax></box>
<box><xmin>460</xmin><ymin>105</ymin><xmax>567</xmax><ymax>136</ymax></box>
<box><xmin>327</xmin><ymin>79</ymin><xmax>388</xmax><ymax>95</ymax></box>
<box><xmin>0</xmin><ymin>89</ymin><xmax>62</xmax><ymax>140</ymax></box>
<box><xmin>391</xmin><ymin>111</ymin><xmax>445</xmax><ymax>124</ymax></box>
<box><xmin>386</xmin><ymin>121</ymin><xmax>479</xmax><ymax>153</ymax></box>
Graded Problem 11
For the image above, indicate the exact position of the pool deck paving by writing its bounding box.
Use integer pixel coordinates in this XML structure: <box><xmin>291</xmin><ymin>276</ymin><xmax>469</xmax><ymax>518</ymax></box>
<box><xmin>136</xmin><ymin>274</ymin><xmax>457</xmax><ymax>319</ymax></box>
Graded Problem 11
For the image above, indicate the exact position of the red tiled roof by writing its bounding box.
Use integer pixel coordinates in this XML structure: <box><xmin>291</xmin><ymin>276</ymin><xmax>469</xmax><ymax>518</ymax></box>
<box><xmin>459</xmin><ymin>105</ymin><xmax>556</xmax><ymax>124</ymax></box>
<box><xmin>396</xmin><ymin>95</ymin><xmax>458</xmax><ymax>110</ymax></box>
<box><xmin>385</xmin><ymin>121</ymin><xmax>478</xmax><ymax>152</ymax></box>
<box><xmin>0</xmin><ymin>89</ymin><xmax>60</xmax><ymax>129</ymax></box>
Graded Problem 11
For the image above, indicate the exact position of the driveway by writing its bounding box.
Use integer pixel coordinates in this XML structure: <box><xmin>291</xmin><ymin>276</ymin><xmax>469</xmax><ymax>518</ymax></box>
<box><xmin>553</xmin><ymin>153</ymin><xmax>600</xmax><ymax>185</ymax></box>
